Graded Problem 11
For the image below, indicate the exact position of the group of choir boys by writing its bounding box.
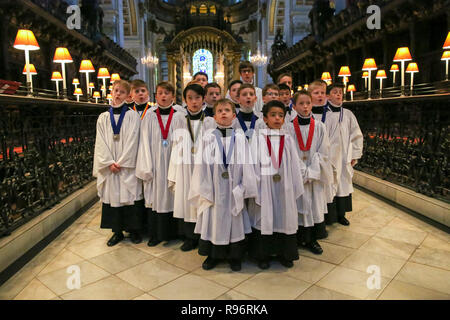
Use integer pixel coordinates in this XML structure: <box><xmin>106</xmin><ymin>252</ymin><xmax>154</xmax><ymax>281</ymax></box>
<box><xmin>93</xmin><ymin>60</ymin><xmax>363</xmax><ymax>271</ymax></box>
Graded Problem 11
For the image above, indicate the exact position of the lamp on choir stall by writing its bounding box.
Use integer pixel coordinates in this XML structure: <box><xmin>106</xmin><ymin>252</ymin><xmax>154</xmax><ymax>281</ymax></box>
<box><xmin>406</xmin><ymin>62</ymin><xmax>418</xmax><ymax>96</ymax></box>
<box><xmin>14</xmin><ymin>29</ymin><xmax>40</xmax><ymax>96</ymax></box>
<box><xmin>443</xmin><ymin>31</ymin><xmax>450</xmax><ymax>49</ymax></box>
<box><xmin>441</xmin><ymin>51</ymin><xmax>450</xmax><ymax>81</ymax></box>
<box><xmin>362</xmin><ymin>71</ymin><xmax>369</xmax><ymax>90</ymax></box>
<box><xmin>303</xmin><ymin>84</ymin><xmax>309</xmax><ymax>90</ymax></box>
<box><xmin>362</xmin><ymin>58</ymin><xmax>377</xmax><ymax>99</ymax></box>
<box><xmin>338</xmin><ymin>66</ymin><xmax>351</xmax><ymax>97</ymax></box>
<box><xmin>51</xmin><ymin>71</ymin><xmax>63</xmax><ymax>97</ymax></box>
<box><xmin>72</xmin><ymin>78</ymin><xmax>80</xmax><ymax>90</ymax></box>
<box><xmin>79</xmin><ymin>60</ymin><xmax>95</xmax><ymax>98</ymax></box>
<box><xmin>347</xmin><ymin>84</ymin><xmax>356</xmax><ymax>101</ymax></box>
<box><xmin>106</xmin><ymin>93</ymin><xmax>112</xmax><ymax>105</ymax></box>
<box><xmin>393</xmin><ymin>47</ymin><xmax>412</xmax><ymax>97</ymax></box>
<box><xmin>53</xmin><ymin>47</ymin><xmax>73</xmax><ymax>100</ymax></box>
<box><xmin>390</xmin><ymin>64</ymin><xmax>399</xmax><ymax>86</ymax></box>
<box><xmin>321</xmin><ymin>72</ymin><xmax>332</xmax><ymax>85</ymax></box>
<box><xmin>297</xmin><ymin>86</ymin><xmax>303</xmax><ymax>91</ymax></box>
<box><xmin>22</xmin><ymin>64</ymin><xmax>37</xmax><ymax>93</ymax></box>
<box><xmin>110</xmin><ymin>73</ymin><xmax>121</xmax><ymax>83</ymax></box>
<box><xmin>74</xmin><ymin>87</ymin><xmax>83</xmax><ymax>102</ymax></box>
<box><xmin>88</xmin><ymin>82</ymin><xmax>95</xmax><ymax>95</ymax></box>
<box><xmin>93</xmin><ymin>91</ymin><xmax>101</xmax><ymax>103</ymax></box>
<box><xmin>109</xmin><ymin>85</ymin><xmax>113</xmax><ymax>92</ymax></box>
<box><xmin>97</xmin><ymin>67</ymin><xmax>110</xmax><ymax>97</ymax></box>
<box><xmin>376</xmin><ymin>70</ymin><xmax>387</xmax><ymax>98</ymax></box>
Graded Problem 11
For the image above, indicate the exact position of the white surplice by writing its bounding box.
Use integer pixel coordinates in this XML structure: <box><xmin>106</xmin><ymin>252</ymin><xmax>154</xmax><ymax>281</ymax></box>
<box><xmin>93</xmin><ymin>107</ymin><xmax>142</xmax><ymax>207</ymax></box>
<box><xmin>188</xmin><ymin>129</ymin><xmax>258</xmax><ymax>245</ymax></box>
<box><xmin>168</xmin><ymin>112</ymin><xmax>216</xmax><ymax>223</ymax></box>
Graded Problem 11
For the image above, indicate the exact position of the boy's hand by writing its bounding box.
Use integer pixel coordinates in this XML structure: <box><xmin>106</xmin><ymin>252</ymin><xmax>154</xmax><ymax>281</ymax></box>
<box><xmin>351</xmin><ymin>159</ymin><xmax>357</xmax><ymax>167</ymax></box>
<box><xmin>109</xmin><ymin>163</ymin><xmax>121</xmax><ymax>173</ymax></box>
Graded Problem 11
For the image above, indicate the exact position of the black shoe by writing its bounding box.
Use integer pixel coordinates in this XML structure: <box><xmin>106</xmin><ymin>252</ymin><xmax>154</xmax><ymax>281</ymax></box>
<box><xmin>130</xmin><ymin>232</ymin><xmax>142</xmax><ymax>244</ymax></box>
<box><xmin>278</xmin><ymin>257</ymin><xmax>294</xmax><ymax>268</ymax></box>
<box><xmin>147</xmin><ymin>237</ymin><xmax>162</xmax><ymax>247</ymax></box>
<box><xmin>107</xmin><ymin>232</ymin><xmax>124</xmax><ymax>247</ymax></box>
<box><xmin>258</xmin><ymin>260</ymin><xmax>270</xmax><ymax>270</ymax></box>
<box><xmin>202</xmin><ymin>257</ymin><xmax>218</xmax><ymax>270</ymax></box>
<box><xmin>338</xmin><ymin>217</ymin><xmax>350</xmax><ymax>226</ymax></box>
<box><xmin>229</xmin><ymin>259</ymin><xmax>241</xmax><ymax>271</ymax></box>
<box><xmin>308</xmin><ymin>241</ymin><xmax>323</xmax><ymax>255</ymax></box>
<box><xmin>181</xmin><ymin>239</ymin><xmax>196</xmax><ymax>251</ymax></box>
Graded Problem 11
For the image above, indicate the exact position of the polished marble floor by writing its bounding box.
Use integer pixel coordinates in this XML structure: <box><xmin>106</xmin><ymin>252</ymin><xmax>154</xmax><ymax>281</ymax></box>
<box><xmin>1</xmin><ymin>189</ymin><xmax>449</xmax><ymax>300</ymax></box>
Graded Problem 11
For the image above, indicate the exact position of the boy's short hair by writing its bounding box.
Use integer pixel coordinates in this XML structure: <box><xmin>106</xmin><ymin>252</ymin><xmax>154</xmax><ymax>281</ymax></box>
<box><xmin>193</xmin><ymin>71</ymin><xmax>208</xmax><ymax>81</ymax></box>
<box><xmin>205</xmin><ymin>82</ymin><xmax>221</xmax><ymax>94</ymax></box>
<box><xmin>278</xmin><ymin>83</ymin><xmax>291</xmax><ymax>93</ymax></box>
<box><xmin>309</xmin><ymin>80</ymin><xmax>327</xmax><ymax>91</ymax></box>
<box><xmin>112</xmin><ymin>80</ymin><xmax>131</xmax><ymax>94</ymax></box>
<box><xmin>327</xmin><ymin>83</ymin><xmax>345</xmax><ymax>94</ymax></box>
<box><xmin>213</xmin><ymin>98</ymin><xmax>236</xmax><ymax>115</ymax></box>
<box><xmin>156</xmin><ymin>81</ymin><xmax>175</xmax><ymax>95</ymax></box>
<box><xmin>228</xmin><ymin>79</ymin><xmax>243</xmax><ymax>91</ymax></box>
<box><xmin>276</xmin><ymin>73</ymin><xmax>292</xmax><ymax>85</ymax></box>
<box><xmin>183</xmin><ymin>83</ymin><xmax>205</xmax><ymax>100</ymax></box>
<box><xmin>239</xmin><ymin>61</ymin><xmax>255</xmax><ymax>73</ymax></box>
<box><xmin>293</xmin><ymin>90</ymin><xmax>312</xmax><ymax>104</ymax></box>
<box><xmin>130</xmin><ymin>79</ymin><xmax>148</xmax><ymax>90</ymax></box>
<box><xmin>262</xmin><ymin>100</ymin><xmax>286</xmax><ymax>118</ymax></box>
<box><xmin>262</xmin><ymin>83</ymin><xmax>280</xmax><ymax>96</ymax></box>
<box><xmin>237</xmin><ymin>83</ymin><xmax>255</xmax><ymax>96</ymax></box>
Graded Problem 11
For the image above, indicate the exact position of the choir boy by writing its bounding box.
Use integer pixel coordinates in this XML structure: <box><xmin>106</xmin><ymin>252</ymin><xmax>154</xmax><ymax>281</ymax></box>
<box><xmin>93</xmin><ymin>80</ymin><xmax>143</xmax><ymax>246</ymax></box>
<box><xmin>262</xmin><ymin>84</ymin><xmax>280</xmax><ymax>105</ymax></box>
<box><xmin>203</xmin><ymin>82</ymin><xmax>222</xmax><ymax>117</ymax></box>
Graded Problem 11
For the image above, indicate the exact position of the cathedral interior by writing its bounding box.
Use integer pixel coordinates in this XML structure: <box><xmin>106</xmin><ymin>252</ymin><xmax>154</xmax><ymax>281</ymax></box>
<box><xmin>0</xmin><ymin>0</ymin><xmax>449</xmax><ymax>302</ymax></box>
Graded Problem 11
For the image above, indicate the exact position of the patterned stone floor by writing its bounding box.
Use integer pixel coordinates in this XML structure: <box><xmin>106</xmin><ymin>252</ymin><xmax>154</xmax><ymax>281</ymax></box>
<box><xmin>1</xmin><ymin>188</ymin><xmax>449</xmax><ymax>300</ymax></box>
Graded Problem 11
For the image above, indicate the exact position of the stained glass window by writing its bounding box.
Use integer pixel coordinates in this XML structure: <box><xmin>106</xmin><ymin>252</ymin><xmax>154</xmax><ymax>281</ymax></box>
<box><xmin>192</xmin><ymin>49</ymin><xmax>213</xmax><ymax>83</ymax></box>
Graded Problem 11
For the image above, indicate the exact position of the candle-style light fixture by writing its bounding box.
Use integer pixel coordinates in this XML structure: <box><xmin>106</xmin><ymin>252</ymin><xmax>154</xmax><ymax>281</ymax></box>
<box><xmin>297</xmin><ymin>86</ymin><xmax>303</xmax><ymax>91</ymax></box>
<box><xmin>443</xmin><ymin>31</ymin><xmax>450</xmax><ymax>49</ymax></box>
<box><xmin>376</xmin><ymin>70</ymin><xmax>387</xmax><ymax>98</ymax></box>
<box><xmin>110</xmin><ymin>73</ymin><xmax>121</xmax><ymax>83</ymax></box>
<box><xmin>441</xmin><ymin>51</ymin><xmax>450</xmax><ymax>81</ymax></box>
<box><xmin>88</xmin><ymin>82</ymin><xmax>95</xmax><ymax>95</ymax></box>
<box><xmin>393</xmin><ymin>47</ymin><xmax>412</xmax><ymax>97</ymax></box>
<box><xmin>338</xmin><ymin>66</ymin><xmax>351</xmax><ymax>98</ymax></box>
<box><xmin>51</xmin><ymin>71</ymin><xmax>63</xmax><ymax>97</ymax></box>
<box><xmin>97</xmin><ymin>68</ymin><xmax>110</xmax><ymax>97</ymax></box>
<box><xmin>22</xmin><ymin>64</ymin><xmax>37</xmax><ymax>93</ymax></box>
<box><xmin>362</xmin><ymin>58</ymin><xmax>377</xmax><ymax>99</ymax></box>
<box><xmin>362</xmin><ymin>71</ymin><xmax>369</xmax><ymax>90</ymax></box>
<box><xmin>53</xmin><ymin>47</ymin><xmax>73</xmax><ymax>100</ymax></box>
<box><xmin>14</xmin><ymin>29</ymin><xmax>40</xmax><ymax>96</ymax></box>
<box><xmin>74</xmin><ymin>87</ymin><xmax>83</xmax><ymax>102</ymax></box>
<box><xmin>79</xmin><ymin>60</ymin><xmax>95</xmax><ymax>98</ymax></box>
<box><xmin>321</xmin><ymin>72</ymin><xmax>332</xmax><ymax>85</ymax></box>
<box><xmin>93</xmin><ymin>91</ymin><xmax>101</xmax><ymax>103</ymax></box>
<box><xmin>347</xmin><ymin>84</ymin><xmax>356</xmax><ymax>101</ymax></box>
<box><xmin>72</xmin><ymin>78</ymin><xmax>80</xmax><ymax>89</ymax></box>
<box><xmin>304</xmin><ymin>84</ymin><xmax>309</xmax><ymax>90</ymax></box>
<box><xmin>406</xmin><ymin>62</ymin><xmax>419</xmax><ymax>95</ymax></box>
<box><xmin>390</xmin><ymin>64</ymin><xmax>399</xmax><ymax>86</ymax></box>
<box><xmin>106</xmin><ymin>93</ymin><xmax>112</xmax><ymax>105</ymax></box>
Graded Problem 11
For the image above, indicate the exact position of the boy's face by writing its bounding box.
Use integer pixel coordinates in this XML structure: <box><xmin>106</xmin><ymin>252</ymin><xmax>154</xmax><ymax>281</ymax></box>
<box><xmin>264</xmin><ymin>106</ymin><xmax>285</xmax><ymax>129</ymax></box>
<box><xmin>229</xmin><ymin>83</ymin><xmax>241</xmax><ymax>103</ymax></box>
<box><xmin>240</xmin><ymin>68</ymin><xmax>254</xmax><ymax>83</ymax></box>
<box><xmin>155</xmin><ymin>87</ymin><xmax>174</xmax><ymax>107</ymax></box>
<box><xmin>294</xmin><ymin>94</ymin><xmax>312</xmax><ymax>117</ymax></box>
<box><xmin>279</xmin><ymin>89</ymin><xmax>291</xmax><ymax>106</ymax></box>
<box><xmin>112</xmin><ymin>84</ymin><xmax>129</xmax><ymax>106</ymax></box>
<box><xmin>262</xmin><ymin>89</ymin><xmax>279</xmax><ymax>104</ymax></box>
<box><xmin>185</xmin><ymin>89</ymin><xmax>204</xmax><ymax>114</ymax></box>
<box><xmin>205</xmin><ymin>87</ymin><xmax>221</xmax><ymax>105</ymax></box>
<box><xmin>194</xmin><ymin>75</ymin><xmax>208</xmax><ymax>88</ymax></box>
<box><xmin>310</xmin><ymin>84</ymin><xmax>327</xmax><ymax>106</ymax></box>
<box><xmin>278</xmin><ymin>76</ymin><xmax>292</xmax><ymax>89</ymax></box>
<box><xmin>238</xmin><ymin>88</ymin><xmax>256</xmax><ymax>108</ymax></box>
<box><xmin>328</xmin><ymin>87</ymin><xmax>343</xmax><ymax>105</ymax></box>
<box><xmin>131</xmin><ymin>86</ymin><xmax>149</xmax><ymax>104</ymax></box>
<box><xmin>214</xmin><ymin>103</ymin><xmax>236</xmax><ymax>127</ymax></box>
